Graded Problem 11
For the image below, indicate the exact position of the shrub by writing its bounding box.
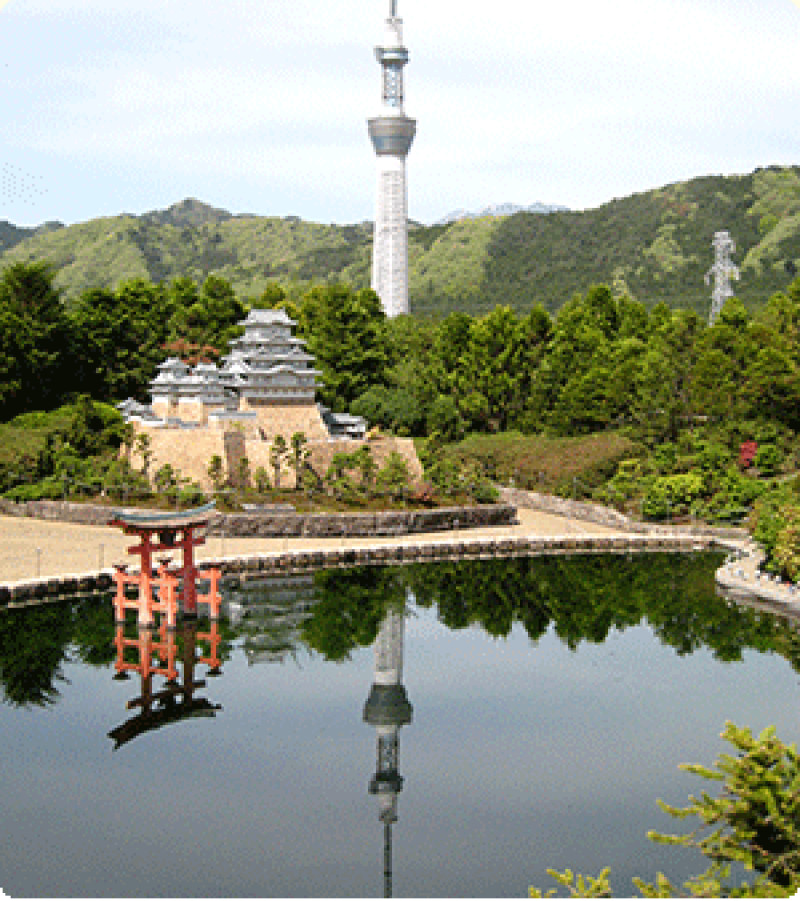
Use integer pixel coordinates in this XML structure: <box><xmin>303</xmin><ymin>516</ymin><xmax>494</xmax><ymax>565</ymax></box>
<box><xmin>754</xmin><ymin>443</ymin><xmax>783</xmax><ymax>476</ymax></box>
<box><xmin>642</xmin><ymin>472</ymin><xmax>704</xmax><ymax>519</ymax></box>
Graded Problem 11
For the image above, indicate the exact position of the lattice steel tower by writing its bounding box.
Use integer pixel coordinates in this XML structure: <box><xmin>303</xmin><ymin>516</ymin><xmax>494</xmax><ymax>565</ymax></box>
<box><xmin>368</xmin><ymin>0</ymin><xmax>416</xmax><ymax>317</ymax></box>
<box><xmin>705</xmin><ymin>231</ymin><xmax>740</xmax><ymax>325</ymax></box>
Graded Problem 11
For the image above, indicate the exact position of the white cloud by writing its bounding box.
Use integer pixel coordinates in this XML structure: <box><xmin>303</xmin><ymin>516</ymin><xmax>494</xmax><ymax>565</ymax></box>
<box><xmin>1</xmin><ymin>0</ymin><xmax>799</xmax><ymax>225</ymax></box>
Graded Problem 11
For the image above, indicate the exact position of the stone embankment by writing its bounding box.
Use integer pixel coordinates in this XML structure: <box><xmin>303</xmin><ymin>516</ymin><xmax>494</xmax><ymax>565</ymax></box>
<box><xmin>0</xmin><ymin>498</ymin><xmax>516</xmax><ymax>537</ymax></box>
<box><xmin>1</xmin><ymin>530</ymin><xmax>716</xmax><ymax>607</ymax></box>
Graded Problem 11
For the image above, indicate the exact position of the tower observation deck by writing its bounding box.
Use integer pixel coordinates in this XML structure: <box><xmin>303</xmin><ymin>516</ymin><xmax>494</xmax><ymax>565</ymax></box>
<box><xmin>369</xmin><ymin>0</ymin><xmax>416</xmax><ymax>317</ymax></box>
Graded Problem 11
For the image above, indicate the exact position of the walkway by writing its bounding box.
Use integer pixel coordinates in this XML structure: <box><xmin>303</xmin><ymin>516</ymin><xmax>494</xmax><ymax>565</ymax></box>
<box><xmin>0</xmin><ymin>507</ymin><xmax>621</xmax><ymax>586</ymax></box>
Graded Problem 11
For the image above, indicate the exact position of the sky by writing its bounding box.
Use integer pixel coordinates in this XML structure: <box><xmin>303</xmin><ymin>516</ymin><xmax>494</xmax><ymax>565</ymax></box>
<box><xmin>0</xmin><ymin>0</ymin><xmax>798</xmax><ymax>227</ymax></box>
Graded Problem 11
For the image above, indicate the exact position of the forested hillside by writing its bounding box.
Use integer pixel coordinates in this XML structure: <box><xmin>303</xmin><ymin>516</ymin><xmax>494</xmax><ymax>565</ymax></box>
<box><xmin>2</xmin><ymin>167</ymin><xmax>800</xmax><ymax>317</ymax></box>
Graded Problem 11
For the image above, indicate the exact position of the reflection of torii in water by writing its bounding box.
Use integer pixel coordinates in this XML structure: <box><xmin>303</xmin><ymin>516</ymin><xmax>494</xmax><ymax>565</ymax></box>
<box><xmin>108</xmin><ymin>620</ymin><xmax>222</xmax><ymax>751</ymax></box>
<box><xmin>363</xmin><ymin>606</ymin><xmax>413</xmax><ymax>898</ymax></box>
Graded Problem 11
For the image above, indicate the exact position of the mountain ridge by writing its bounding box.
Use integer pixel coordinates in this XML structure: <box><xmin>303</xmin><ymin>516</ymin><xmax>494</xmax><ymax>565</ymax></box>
<box><xmin>2</xmin><ymin>166</ymin><xmax>799</xmax><ymax>317</ymax></box>
<box><xmin>434</xmin><ymin>202</ymin><xmax>569</xmax><ymax>225</ymax></box>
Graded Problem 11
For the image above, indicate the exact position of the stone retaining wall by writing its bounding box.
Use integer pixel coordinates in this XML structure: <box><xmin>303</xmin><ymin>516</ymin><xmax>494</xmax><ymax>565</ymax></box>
<box><xmin>128</xmin><ymin>427</ymin><xmax>423</xmax><ymax>492</ymax></box>
<box><xmin>0</xmin><ymin>498</ymin><xmax>114</xmax><ymax>526</ymax></box>
<box><xmin>208</xmin><ymin>504</ymin><xmax>515</xmax><ymax>537</ymax></box>
<box><xmin>499</xmin><ymin>487</ymin><xmax>748</xmax><ymax>543</ymax></box>
<box><xmin>0</xmin><ymin>498</ymin><xmax>516</xmax><ymax>537</ymax></box>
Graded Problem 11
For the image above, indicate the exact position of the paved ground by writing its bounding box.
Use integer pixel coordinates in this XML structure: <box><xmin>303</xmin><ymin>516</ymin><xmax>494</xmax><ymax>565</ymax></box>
<box><xmin>0</xmin><ymin>507</ymin><xmax>623</xmax><ymax>586</ymax></box>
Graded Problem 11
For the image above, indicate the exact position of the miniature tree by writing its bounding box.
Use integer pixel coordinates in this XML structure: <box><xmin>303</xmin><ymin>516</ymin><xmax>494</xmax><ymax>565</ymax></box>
<box><xmin>325</xmin><ymin>451</ymin><xmax>358</xmax><ymax>502</ymax></box>
<box><xmin>236</xmin><ymin>456</ymin><xmax>251</xmax><ymax>493</ymax></box>
<box><xmin>376</xmin><ymin>452</ymin><xmax>411</xmax><ymax>502</ymax></box>
<box><xmin>254</xmin><ymin>466</ymin><xmax>271</xmax><ymax>495</ymax></box>
<box><xmin>134</xmin><ymin>432</ymin><xmax>153</xmax><ymax>477</ymax></box>
<box><xmin>270</xmin><ymin>435</ymin><xmax>287</xmax><ymax>490</ymax></box>
<box><xmin>352</xmin><ymin>445</ymin><xmax>378</xmax><ymax>495</ymax></box>
<box><xmin>289</xmin><ymin>432</ymin><xmax>310</xmax><ymax>490</ymax></box>
<box><xmin>207</xmin><ymin>454</ymin><xmax>225</xmax><ymax>493</ymax></box>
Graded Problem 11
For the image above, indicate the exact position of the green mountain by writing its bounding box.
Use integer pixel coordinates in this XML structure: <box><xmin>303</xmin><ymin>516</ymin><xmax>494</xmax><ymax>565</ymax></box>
<box><xmin>2</xmin><ymin>166</ymin><xmax>799</xmax><ymax>316</ymax></box>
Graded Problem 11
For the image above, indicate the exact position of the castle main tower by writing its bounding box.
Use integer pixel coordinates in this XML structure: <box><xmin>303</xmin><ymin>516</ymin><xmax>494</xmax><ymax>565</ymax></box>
<box><xmin>369</xmin><ymin>0</ymin><xmax>416</xmax><ymax>318</ymax></box>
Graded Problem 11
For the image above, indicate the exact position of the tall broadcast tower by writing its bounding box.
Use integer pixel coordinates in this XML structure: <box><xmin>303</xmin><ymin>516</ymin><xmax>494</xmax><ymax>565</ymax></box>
<box><xmin>705</xmin><ymin>231</ymin><xmax>740</xmax><ymax>325</ymax></box>
<box><xmin>368</xmin><ymin>0</ymin><xmax>416</xmax><ymax>317</ymax></box>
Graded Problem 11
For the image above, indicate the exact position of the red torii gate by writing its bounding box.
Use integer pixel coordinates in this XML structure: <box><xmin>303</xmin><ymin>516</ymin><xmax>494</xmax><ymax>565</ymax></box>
<box><xmin>109</xmin><ymin>502</ymin><xmax>222</xmax><ymax>627</ymax></box>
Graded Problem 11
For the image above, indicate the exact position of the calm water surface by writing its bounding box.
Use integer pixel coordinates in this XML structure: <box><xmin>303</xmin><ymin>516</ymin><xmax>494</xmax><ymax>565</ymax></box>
<box><xmin>1</xmin><ymin>553</ymin><xmax>798</xmax><ymax>898</ymax></box>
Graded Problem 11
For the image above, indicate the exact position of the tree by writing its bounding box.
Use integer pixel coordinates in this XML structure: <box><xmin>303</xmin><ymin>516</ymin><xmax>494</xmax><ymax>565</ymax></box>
<box><xmin>325</xmin><ymin>451</ymin><xmax>359</xmax><ymax>502</ymax></box>
<box><xmin>166</xmin><ymin>274</ymin><xmax>246</xmax><ymax>355</ymax></box>
<box><xmin>68</xmin><ymin>278</ymin><xmax>176</xmax><ymax>402</ymax></box>
<box><xmin>289</xmin><ymin>432</ymin><xmax>310</xmax><ymax>489</ymax></box>
<box><xmin>207</xmin><ymin>454</ymin><xmax>225</xmax><ymax>493</ymax></box>
<box><xmin>135</xmin><ymin>432</ymin><xmax>153</xmax><ymax>477</ymax></box>
<box><xmin>632</xmin><ymin>308</ymin><xmax>702</xmax><ymax>444</ymax></box>
<box><xmin>376</xmin><ymin>451</ymin><xmax>411</xmax><ymax>501</ymax></box>
<box><xmin>457</xmin><ymin>305</ymin><xmax>535</xmax><ymax>432</ymax></box>
<box><xmin>235</xmin><ymin>456</ymin><xmax>251</xmax><ymax>492</ymax></box>
<box><xmin>352</xmin><ymin>445</ymin><xmax>377</xmax><ymax>493</ymax></box>
<box><xmin>270</xmin><ymin>434</ymin><xmax>287</xmax><ymax>489</ymax></box>
<box><xmin>529</xmin><ymin>722</ymin><xmax>800</xmax><ymax>898</ymax></box>
<box><xmin>297</xmin><ymin>283</ymin><xmax>389</xmax><ymax>409</ymax></box>
<box><xmin>254</xmin><ymin>466</ymin><xmax>271</xmax><ymax>494</ymax></box>
<box><xmin>0</xmin><ymin>262</ymin><xmax>73</xmax><ymax>419</ymax></box>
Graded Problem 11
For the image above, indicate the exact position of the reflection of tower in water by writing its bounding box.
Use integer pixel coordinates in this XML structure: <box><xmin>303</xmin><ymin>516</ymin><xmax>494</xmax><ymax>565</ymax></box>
<box><xmin>363</xmin><ymin>607</ymin><xmax>413</xmax><ymax>898</ymax></box>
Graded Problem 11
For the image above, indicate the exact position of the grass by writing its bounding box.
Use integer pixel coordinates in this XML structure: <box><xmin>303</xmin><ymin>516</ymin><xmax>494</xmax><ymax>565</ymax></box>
<box><xmin>438</xmin><ymin>430</ymin><xmax>637</xmax><ymax>497</ymax></box>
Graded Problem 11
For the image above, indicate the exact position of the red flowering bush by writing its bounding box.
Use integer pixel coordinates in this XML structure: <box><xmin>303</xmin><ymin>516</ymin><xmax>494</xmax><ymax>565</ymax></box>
<box><xmin>738</xmin><ymin>440</ymin><xmax>758</xmax><ymax>469</ymax></box>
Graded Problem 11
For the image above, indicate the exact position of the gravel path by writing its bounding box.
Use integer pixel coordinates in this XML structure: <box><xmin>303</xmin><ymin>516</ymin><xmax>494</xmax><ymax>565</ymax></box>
<box><xmin>0</xmin><ymin>508</ymin><xmax>622</xmax><ymax>586</ymax></box>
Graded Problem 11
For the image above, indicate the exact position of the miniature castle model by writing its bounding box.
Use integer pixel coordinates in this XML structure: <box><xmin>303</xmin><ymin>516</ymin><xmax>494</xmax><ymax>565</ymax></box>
<box><xmin>120</xmin><ymin>309</ymin><xmax>422</xmax><ymax>490</ymax></box>
<box><xmin>121</xmin><ymin>309</ymin><xmax>365</xmax><ymax>441</ymax></box>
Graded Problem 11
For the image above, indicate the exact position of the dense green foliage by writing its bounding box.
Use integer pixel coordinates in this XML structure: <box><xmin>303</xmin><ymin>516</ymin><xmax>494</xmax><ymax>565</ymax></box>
<box><xmin>750</xmin><ymin>480</ymin><xmax>800</xmax><ymax>581</ymax></box>
<box><xmin>0</xmin><ymin>397</ymin><xmax>133</xmax><ymax>498</ymax></box>
<box><xmin>3</xmin><ymin>167</ymin><xmax>800</xmax><ymax>316</ymax></box>
<box><xmin>0</xmin><ymin>262</ymin><xmax>248</xmax><ymax>421</ymax></box>
<box><xmin>4</xmin><ymin>255</ymin><xmax>800</xmax><ymax>522</ymax></box>
<box><xmin>530</xmin><ymin>723</ymin><xmax>800</xmax><ymax>897</ymax></box>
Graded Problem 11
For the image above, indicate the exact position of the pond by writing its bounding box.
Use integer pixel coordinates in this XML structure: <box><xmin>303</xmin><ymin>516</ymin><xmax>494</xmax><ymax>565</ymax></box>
<box><xmin>1</xmin><ymin>553</ymin><xmax>799</xmax><ymax>898</ymax></box>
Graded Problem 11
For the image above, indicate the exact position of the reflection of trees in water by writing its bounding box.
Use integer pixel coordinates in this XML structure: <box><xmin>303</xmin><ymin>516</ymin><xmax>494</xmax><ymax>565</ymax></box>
<box><xmin>0</xmin><ymin>592</ymin><xmax>235</xmax><ymax>709</ymax></box>
<box><xmin>406</xmin><ymin>554</ymin><xmax>800</xmax><ymax>672</ymax></box>
<box><xmin>2</xmin><ymin>553</ymin><xmax>799</xmax><ymax>708</ymax></box>
<box><xmin>300</xmin><ymin>567</ymin><xmax>407</xmax><ymax>662</ymax></box>
<box><xmin>0</xmin><ymin>593</ymin><xmax>115</xmax><ymax>707</ymax></box>
<box><xmin>0</xmin><ymin>600</ymin><xmax>75</xmax><ymax>706</ymax></box>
